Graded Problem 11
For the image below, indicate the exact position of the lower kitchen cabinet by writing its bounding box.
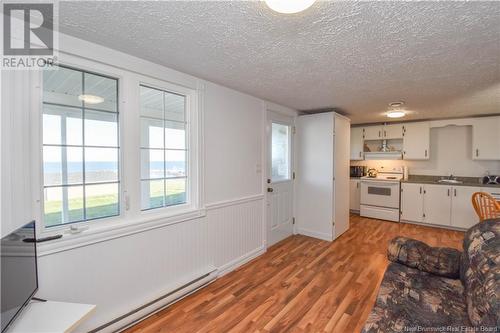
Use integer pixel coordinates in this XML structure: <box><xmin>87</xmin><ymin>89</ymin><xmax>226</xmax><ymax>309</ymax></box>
<box><xmin>401</xmin><ymin>183</ymin><xmax>482</xmax><ymax>229</ymax></box>
<box><xmin>423</xmin><ymin>184</ymin><xmax>453</xmax><ymax>226</ymax></box>
<box><xmin>401</xmin><ymin>183</ymin><xmax>424</xmax><ymax>222</ymax></box>
<box><xmin>349</xmin><ymin>179</ymin><xmax>361</xmax><ymax>211</ymax></box>
<box><xmin>451</xmin><ymin>186</ymin><xmax>481</xmax><ymax>229</ymax></box>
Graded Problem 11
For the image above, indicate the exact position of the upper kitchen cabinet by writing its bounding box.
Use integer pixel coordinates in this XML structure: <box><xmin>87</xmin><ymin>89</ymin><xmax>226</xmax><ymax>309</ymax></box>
<box><xmin>363</xmin><ymin>125</ymin><xmax>383</xmax><ymax>140</ymax></box>
<box><xmin>383</xmin><ymin>124</ymin><xmax>404</xmax><ymax>139</ymax></box>
<box><xmin>350</xmin><ymin>127</ymin><xmax>364</xmax><ymax>160</ymax></box>
<box><xmin>363</xmin><ymin>124</ymin><xmax>403</xmax><ymax>141</ymax></box>
<box><xmin>472</xmin><ymin>116</ymin><xmax>500</xmax><ymax>160</ymax></box>
<box><xmin>403</xmin><ymin>121</ymin><xmax>430</xmax><ymax>160</ymax></box>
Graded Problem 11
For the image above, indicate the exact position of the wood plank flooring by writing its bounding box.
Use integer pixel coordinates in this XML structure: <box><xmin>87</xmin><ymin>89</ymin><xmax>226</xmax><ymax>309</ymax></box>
<box><xmin>125</xmin><ymin>215</ymin><xmax>464</xmax><ymax>333</ymax></box>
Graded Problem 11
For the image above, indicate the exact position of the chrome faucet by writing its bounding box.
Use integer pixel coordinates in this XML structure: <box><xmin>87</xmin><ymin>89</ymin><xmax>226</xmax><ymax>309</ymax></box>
<box><xmin>448</xmin><ymin>174</ymin><xmax>455</xmax><ymax>180</ymax></box>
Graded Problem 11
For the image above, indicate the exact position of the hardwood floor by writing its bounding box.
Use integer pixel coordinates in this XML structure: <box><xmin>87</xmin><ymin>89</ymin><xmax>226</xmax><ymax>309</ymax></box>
<box><xmin>125</xmin><ymin>215</ymin><xmax>464</xmax><ymax>333</ymax></box>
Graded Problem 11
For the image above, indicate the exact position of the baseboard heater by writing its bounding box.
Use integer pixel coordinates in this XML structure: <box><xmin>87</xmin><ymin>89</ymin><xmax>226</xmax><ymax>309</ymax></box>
<box><xmin>89</xmin><ymin>269</ymin><xmax>218</xmax><ymax>333</ymax></box>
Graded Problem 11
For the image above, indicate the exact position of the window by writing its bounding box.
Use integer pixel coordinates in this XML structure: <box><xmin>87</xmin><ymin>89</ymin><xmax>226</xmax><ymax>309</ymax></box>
<box><xmin>271</xmin><ymin>123</ymin><xmax>291</xmax><ymax>181</ymax></box>
<box><xmin>140</xmin><ymin>85</ymin><xmax>188</xmax><ymax>210</ymax></box>
<box><xmin>42</xmin><ymin>66</ymin><xmax>119</xmax><ymax>227</ymax></box>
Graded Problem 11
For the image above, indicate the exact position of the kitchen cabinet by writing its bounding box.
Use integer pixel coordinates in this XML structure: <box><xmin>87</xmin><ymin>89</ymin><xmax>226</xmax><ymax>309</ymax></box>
<box><xmin>401</xmin><ymin>183</ymin><xmax>424</xmax><ymax>223</ymax></box>
<box><xmin>403</xmin><ymin>121</ymin><xmax>430</xmax><ymax>160</ymax></box>
<box><xmin>363</xmin><ymin>125</ymin><xmax>383</xmax><ymax>140</ymax></box>
<box><xmin>350</xmin><ymin>127</ymin><xmax>364</xmax><ymax>160</ymax></box>
<box><xmin>383</xmin><ymin>124</ymin><xmax>403</xmax><ymax>139</ymax></box>
<box><xmin>451</xmin><ymin>186</ymin><xmax>480</xmax><ymax>229</ymax></box>
<box><xmin>401</xmin><ymin>183</ymin><xmax>483</xmax><ymax>229</ymax></box>
<box><xmin>471</xmin><ymin>116</ymin><xmax>500</xmax><ymax>160</ymax></box>
<box><xmin>349</xmin><ymin>179</ymin><xmax>361</xmax><ymax>211</ymax></box>
<box><xmin>423</xmin><ymin>184</ymin><xmax>452</xmax><ymax>226</ymax></box>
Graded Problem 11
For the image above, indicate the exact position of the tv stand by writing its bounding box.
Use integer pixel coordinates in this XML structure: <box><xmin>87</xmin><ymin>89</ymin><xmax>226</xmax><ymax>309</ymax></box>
<box><xmin>8</xmin><ymin>300</ymin><xmax>95</xmax><ymax>333</ymax></box>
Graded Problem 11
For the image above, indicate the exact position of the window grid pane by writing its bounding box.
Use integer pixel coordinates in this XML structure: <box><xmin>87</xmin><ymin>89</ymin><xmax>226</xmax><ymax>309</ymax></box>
<box><xmin>42</xmin><ymin>65</ymin><xmax>120</xmax><ymax>227</ymax></box>
<box><xmin>140</xmin><ymin>85</ymin><xmax>187</xmax><ymax>210</ymax></box>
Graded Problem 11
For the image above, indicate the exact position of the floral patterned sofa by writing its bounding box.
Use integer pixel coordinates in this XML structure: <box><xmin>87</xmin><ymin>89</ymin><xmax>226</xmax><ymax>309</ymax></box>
<box><xmin>362</xmin><ymin>218</ymin><xmax>499</xmax><ymax>333</ymax></box>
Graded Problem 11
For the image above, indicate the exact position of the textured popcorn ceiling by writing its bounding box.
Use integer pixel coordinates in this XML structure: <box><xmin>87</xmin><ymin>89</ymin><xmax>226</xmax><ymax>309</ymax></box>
<box><xmin>58</xmin><ymin>1</ymin><xmax>500</xmax><ymax>124</ymax></box>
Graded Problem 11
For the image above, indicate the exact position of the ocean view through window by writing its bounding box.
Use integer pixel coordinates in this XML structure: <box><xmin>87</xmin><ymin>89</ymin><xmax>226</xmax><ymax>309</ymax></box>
<box><xmin>42</xmin><ymin>66</ymin><xmax>120</xmax><ymax>227</ymax></box>
<box><xmin>140</xmin><ymin>85</ymin><xmax>188</xmax><ymax>210</ymax></box>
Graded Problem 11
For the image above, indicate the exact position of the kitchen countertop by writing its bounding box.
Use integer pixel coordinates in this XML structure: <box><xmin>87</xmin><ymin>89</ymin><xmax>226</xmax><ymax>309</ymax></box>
<box><xmin>401</xmin><ymin>175</ymin><xmax>500</xmax><ymax>188</ymax></box>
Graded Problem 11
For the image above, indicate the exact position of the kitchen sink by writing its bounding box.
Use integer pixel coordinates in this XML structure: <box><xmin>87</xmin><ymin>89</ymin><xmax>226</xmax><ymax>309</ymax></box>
<box><xmin>437</xmin><ymin>179</ymin><xmax>463</xmax><ymax>184</ymax></box>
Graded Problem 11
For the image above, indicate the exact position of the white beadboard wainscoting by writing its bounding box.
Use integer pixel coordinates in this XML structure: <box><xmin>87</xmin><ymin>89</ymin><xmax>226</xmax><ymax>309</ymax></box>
<box><xmin>37</xmin><ymin>217</ymin><xmax>213</xmax><ymax>332</ymax></box>
<box><xmin>36</xmin><ymin>195</ymin><xmax>266</xmax><ymax>332</ymax></box>
<box><xmin>206</xmin><ymin>195</ymin><xmax>266</xmax><ymax>276</ymax></box>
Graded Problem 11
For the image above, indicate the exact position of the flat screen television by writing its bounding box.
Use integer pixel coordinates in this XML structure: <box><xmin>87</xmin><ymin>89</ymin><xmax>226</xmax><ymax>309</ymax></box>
<box><xmin>1</xmin><ymin>221</ymin><xmax>38</xmax><ymax>332</ymax></box>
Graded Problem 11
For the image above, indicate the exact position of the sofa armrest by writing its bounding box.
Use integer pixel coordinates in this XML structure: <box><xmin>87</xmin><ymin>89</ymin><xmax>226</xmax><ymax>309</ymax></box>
<box><xmin>387</xmin><ymin>237</ymin><xmax>462</xmax><ymax>278</ymax></box>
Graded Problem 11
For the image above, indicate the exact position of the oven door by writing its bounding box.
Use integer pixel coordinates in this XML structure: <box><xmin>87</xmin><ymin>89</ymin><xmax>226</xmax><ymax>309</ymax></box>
<box><xmin>360</xmin><ymin>181</ymin><xmax>400</xmax><ymax>208</ymax></box>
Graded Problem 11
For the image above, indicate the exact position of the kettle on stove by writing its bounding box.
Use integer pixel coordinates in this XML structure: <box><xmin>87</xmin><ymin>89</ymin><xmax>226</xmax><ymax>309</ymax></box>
<box><xmin>367</xmin><ymin>168</ymin><xmax>378</xmax><ymax>178</ymax></box>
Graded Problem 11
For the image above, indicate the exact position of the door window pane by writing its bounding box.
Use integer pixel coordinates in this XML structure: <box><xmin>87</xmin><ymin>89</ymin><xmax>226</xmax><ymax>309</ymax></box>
<box><xmin>271</xmin><ymin>123</ymin><xmax>290</xmax><ymax>181</ymax></box>
<box><xmin>42</xmin><ymin>65</ymin><xmax>120</xmax><ymax>227</ymax></box>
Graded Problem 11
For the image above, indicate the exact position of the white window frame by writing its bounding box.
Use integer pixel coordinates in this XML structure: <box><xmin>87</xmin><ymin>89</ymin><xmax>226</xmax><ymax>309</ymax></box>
<box><xmin>32</xmin><ymin>53</ymin><xmax>203</xmax><ymax>250</ymax></box>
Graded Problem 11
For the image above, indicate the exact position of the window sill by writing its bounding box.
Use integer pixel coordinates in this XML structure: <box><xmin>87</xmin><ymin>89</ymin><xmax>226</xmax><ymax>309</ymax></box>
<box><xmin>37</xmin><ymin>207</ymin><xmax>207</xmax><ymax>257</ymax></box>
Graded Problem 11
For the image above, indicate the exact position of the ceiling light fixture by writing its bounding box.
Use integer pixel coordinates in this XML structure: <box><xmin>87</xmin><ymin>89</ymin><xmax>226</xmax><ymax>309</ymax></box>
<box><xmin>387</xmin><ymin>111</ymin><xmax>406</xmax><ymax>118</ymax></box>
<box><xmin>78</xmin><ymin>94</ymin><xmax>104</xmax><ymax>104</ymax></box>
<box><xmin>264</xmin><ymin>0</ymin><xmax>316</xmax><ymax>14</ymax></box>
<box><xmin>386</xmin><ymin>101</ymin><xmax>407</xmax><ymax>118</ymax></box>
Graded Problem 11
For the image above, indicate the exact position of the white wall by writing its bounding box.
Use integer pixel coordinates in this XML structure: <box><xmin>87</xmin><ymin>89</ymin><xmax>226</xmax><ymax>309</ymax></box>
<box><xmin>1</xmin><ymin>33</ymin><xmax>296</xmax><ymax>332</ymax></box>
<box><xmin>352</xmin><ymin>125</ymin><xmax>500</xmax><ymax>177</ymax></box>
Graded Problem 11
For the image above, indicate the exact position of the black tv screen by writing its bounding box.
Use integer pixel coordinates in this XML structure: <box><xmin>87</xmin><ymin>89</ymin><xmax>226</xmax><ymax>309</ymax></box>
<box><xmin>1</xmin><ymin>221</ymin><xmax>38</xmax><ymax>332</ymax></box>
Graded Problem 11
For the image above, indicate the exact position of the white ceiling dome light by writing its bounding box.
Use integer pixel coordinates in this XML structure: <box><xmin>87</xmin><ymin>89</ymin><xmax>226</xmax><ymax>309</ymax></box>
<box><xmin>386</xmin><ymin>101</ymin><xmax>406</xmax><ymax>118</ymax></box>
<box><xmin>264</xmin><ymin>0</ymin><xmax>316</xmax><ymax>14</ymax></box>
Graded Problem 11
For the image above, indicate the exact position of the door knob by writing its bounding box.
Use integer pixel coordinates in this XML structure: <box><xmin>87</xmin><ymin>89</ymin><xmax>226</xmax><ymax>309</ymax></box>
<box><xmin>267</xmin><ymin>188</ymin><xmax>274</xmax><ymax>193</ymax></box>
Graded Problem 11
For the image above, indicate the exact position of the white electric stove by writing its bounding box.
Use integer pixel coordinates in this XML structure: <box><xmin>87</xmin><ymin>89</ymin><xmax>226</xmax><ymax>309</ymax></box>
<box><xmin>360</xmin><ymin>167</ymin><xmax>403</xmax><ymax>222</ymax></box>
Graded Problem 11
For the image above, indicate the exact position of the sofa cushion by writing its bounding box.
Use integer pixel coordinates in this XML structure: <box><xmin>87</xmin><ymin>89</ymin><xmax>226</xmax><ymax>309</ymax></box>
<box><xmin>388</xmin><ymin>236</ymin><xmax>461</xmax><ymax>278</ymax></box>
<box><xmin>460</xmin><ymin>218</ymin><xmax>500</xmax><ymax>328</ymax></box>
<box><xmin>362</xmin><ymin>263</ymin><xmax>470</xmax><ymax>333</ymax></box>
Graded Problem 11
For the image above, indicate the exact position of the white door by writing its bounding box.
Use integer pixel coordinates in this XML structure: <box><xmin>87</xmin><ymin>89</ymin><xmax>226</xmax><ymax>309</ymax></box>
<box><xmin>451</xmin><ymin>186</ymin><xmax>480</xmax><ymax>229</ymax></box>
<box><xmin>349</xmin><ymin>179</ymin><xmax>360</xmax><ymax>211</ymax></box>
<box><xmin>401</xmin><ymin>183</ymin><xmax>424</xmax><ymax>222</ymax></box>
<box><xmin>267</xmin><ymin>112</ymin><xmax>294</xmax><ymax>246</ymax></box>
<box><xmin>423</xmin><ymin>185</ymin><xmax>451</xmax><ymax>226</ymax></box>
<box><xmin>403</xmin><ymin>122</ymin><xmax>430</xmax><ymax>160</ymax></box>
<box><xmin>350</xmin><ymin>127</ymin><xmax>364</xmax><ymax>160</ymax></box>
<box><xmin>363</xmin><ymin>125</ymin><xmax>383</xmax><ymax>140</ymax></box>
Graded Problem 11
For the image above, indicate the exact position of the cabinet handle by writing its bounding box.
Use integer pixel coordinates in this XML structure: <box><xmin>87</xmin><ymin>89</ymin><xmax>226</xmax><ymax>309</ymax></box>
<box><xmin>454</xmin><ymin>189</ymin><xmax>457</xmax><ymax>197</ymax></box>
<box><xmin>419</xmin><ymin>187</ymin><xmax>422</xmax><ymax>194</ymax></box>
<box><xmin>425</xmin><ymin>149</ymin><xmax>428</xmax><ymax>157</ymax></box>
<box><xmin>447</xmin><ymin>189</ymin><xmax>450</xmax><ymax>196</ymax></box>
<box><xmin>359</xmin><ymin>151</ymin><xmax>362</xmax><ymax>158</ymax></box>
<box><xmin>384</xmin><ymin>130</ymin><xmax>387</xmax><ymax>137</ymax></box>
<box><xmin>476</xmin><ymin>149</ymin><xmax>479</xmax><ymax>157</ymax></box>
<box><xmin>378</xmin><ymin>130</ymin><xmax>381</xmax><ymax>137</ymax></box>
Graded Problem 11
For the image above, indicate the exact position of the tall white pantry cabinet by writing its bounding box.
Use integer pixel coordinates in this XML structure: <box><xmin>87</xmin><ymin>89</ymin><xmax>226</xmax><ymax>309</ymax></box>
<box><xmin>295</xmin><ymin>112</ymin><xmax>350</xmax><ymax>241</ymax></box>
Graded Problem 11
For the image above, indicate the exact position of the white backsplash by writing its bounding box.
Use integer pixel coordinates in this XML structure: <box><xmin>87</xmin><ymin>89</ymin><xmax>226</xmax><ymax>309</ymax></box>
<box><xmin>352</xmin><ymin>125</ymin><xmax>500</xmax><ymax>177</ymax></box>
